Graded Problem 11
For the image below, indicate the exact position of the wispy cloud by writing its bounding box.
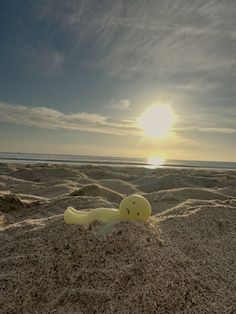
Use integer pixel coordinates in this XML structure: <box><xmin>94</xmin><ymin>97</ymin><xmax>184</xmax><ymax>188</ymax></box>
<box><xmin>27</xmin><ymin>48</ymin><xmax>64</xmax><ymax>75</ymax></box>
<box><xmin>199</xmin><ymin>127</ymin><xmax>236</xmax><ymax>134</ymax></box>
<box><xmin>106</xmin><ymin>99</ymin><xmax>130</xmax><ymax>110</ymax></box>
<box><xmin>50</xmin><ymin>51</ymin><xmax>64</xmax><ymax>72</ymax></box>
<box><xmin>175</xmin><ymin>125</ymin><xmax>236</xmax><ymax>134</ymax></box>
<box><xmin>35</xmin><ymin>0</ymin><xmax>236</xmax><ymax>108</ymax></box>
<box><xmin>48</xmin><ymin>0</ymin><xmax>236</xmax><ymax>79</ymax></box>
<box><xmin>0</xmin><ymin>102</ymin><xmax>138</xmax><ymax>136</ymax></box>
<box><xmin>174</xmin><ymin>105</ymin><xmax>236</xmax><ymax>134</ymax></box>
<box><xmin>15</xmin><ymin>45</ymin><xmax>64</xmax><ymax>75</ymax></box>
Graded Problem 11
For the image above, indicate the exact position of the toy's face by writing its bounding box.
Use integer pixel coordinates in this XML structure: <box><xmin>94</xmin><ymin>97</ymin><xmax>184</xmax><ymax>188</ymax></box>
<box><xmin>119</xmin><ymin>195</ymin><xmax>151</xmax><ymax>221</ymax></box>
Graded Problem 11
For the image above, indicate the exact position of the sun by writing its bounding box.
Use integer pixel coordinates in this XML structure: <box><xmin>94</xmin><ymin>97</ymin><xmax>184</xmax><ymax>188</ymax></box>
<box><xmin>138</xmin><ymin>104</ymin><xmax>175</xmax><ymax>138</ymax></box>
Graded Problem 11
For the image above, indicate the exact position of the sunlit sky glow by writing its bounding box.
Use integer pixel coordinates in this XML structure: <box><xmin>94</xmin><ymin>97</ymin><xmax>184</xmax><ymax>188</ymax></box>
<box><xmin>138</xmin><ymin>104</ymin><xmax>175</xmax><ymax>139</ymax></box>
<box><xmin>0</xmin><ymin>1</ymin><xmax>235</xmax><ymax>162</ymax></box>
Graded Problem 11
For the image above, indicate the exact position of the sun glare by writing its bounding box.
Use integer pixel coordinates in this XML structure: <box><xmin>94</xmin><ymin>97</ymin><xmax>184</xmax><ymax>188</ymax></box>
<box><xmin>138</xmin><ymin>104</ymin><xmax>175</xmax><ymax>138</ymax></box>
<box><xmin>147</xmin><ymin>156</ymin><xmax>165</xmax><ymax>167</ymax></box>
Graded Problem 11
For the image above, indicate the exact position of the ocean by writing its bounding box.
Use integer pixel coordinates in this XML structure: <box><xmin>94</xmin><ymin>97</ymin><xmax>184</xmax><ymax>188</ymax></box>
<box><xmin>0</xmin><ymin>152</ymin><xmax>235</xmax><ymax>170</ymax></box>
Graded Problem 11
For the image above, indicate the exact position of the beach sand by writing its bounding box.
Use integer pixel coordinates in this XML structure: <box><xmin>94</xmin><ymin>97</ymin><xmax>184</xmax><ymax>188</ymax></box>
<box><xmin>0</xmin><ymin>163</ymin><xmax>235</xmax><ymax>313</ymax></box>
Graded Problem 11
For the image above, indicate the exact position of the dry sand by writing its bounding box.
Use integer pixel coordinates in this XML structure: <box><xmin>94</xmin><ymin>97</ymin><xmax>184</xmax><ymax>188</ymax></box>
<box><xmin>0</xmin><ymin>162</ymin><xmax>236</xmax><ymax>313</ymax></box>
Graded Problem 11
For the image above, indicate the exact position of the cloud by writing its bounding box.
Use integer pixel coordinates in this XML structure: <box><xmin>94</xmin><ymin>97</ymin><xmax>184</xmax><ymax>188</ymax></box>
<box><xmin>52</xmin><ymin>0</ymin><xmax>235</xmax><ymax>78</ymax></box>
<box><xmin>175</xmin><ymin>125</ymin><xmax>236</xmax><ymax>134</ymax></box>
<box><xmin>24</xmin><ymin>47</ymin><xmax>64</xmax><ymax>75</ymax></box>
<box><xmin>50</xmin><ymin>51</ymin><xmax>64</xmax><ymax>72</ymax></box>
<box><xmin>7</xmin><ymin>43</ymin><xmax>65</xmax><ymax>76</ymax></box>
<box><xmin>107</xmin><ymin>99</ymin><xmax>130</xmax><ymax>110</ymax></box>
<box><xmin>199</xmin><ymin>127</ymin><xmax>236</xmax><ymax>134</ymax></box>
<box><xmin>35</xmin><ymin>0</ymin><xmax>236</xmax><ymax>108</ymax></box>
<box><xmin>0</xmin><ymin>102</ymin><xmax>139</xmax><ymax>136</ymax></box>
<box><xmin>0</xmin><ymin>100</ymin><xmax>200</xmax><ymax>147</ymax></box>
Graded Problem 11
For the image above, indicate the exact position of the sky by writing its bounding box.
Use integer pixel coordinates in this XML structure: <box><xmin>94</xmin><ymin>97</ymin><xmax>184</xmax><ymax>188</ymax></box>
<box><xmin>0</xmin><ymin>0</ymin><xmax>236</xmax><ymax>162</ymax></box>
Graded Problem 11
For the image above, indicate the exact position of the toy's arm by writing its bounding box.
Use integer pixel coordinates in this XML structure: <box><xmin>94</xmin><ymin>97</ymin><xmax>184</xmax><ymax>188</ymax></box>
<box><xmin>64</xmin><ymin>207</ymin><xmax>92</xmax><ymax>225</ymax></box>
<box><xmin>64</xmin><ymin>207</ymin><xmax>121</xmax><ymax>225</ymax></box>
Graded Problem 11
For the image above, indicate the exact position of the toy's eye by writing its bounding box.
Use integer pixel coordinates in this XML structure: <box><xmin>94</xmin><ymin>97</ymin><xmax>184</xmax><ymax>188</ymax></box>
<box><xmin>126</xmin><ymin>208</ymin><xmax>130</xmax><ymax>214</ymax></box>
<box><xmin>132</xmin><ymin>201</ymin><xmax>136</xmax><ymax>205</ymax></box>
<box><xmin>137</xmin><ymin>212</ymin><xmax>140</xmax><ymax>216</ymax></box>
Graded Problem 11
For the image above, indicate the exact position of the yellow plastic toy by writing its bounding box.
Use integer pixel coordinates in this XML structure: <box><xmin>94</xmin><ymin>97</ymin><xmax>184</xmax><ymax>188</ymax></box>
<box><xmin>64</xmin><ymin>195</ymin><xmax>151</xmax><ymax>233</ymax></box>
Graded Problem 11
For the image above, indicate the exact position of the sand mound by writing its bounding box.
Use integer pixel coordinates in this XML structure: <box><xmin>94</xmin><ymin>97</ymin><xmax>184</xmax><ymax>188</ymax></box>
<box><xmin>132</xmin><ymin>175</ymin><xmax>162</xmax><ymax>185</ymax></box>
<box><xmin>0</xmin><ymin>174</ymin><xmax>35</xmax><ymax>192</ymax></box>
<box><xmin>0</xmin><ymin>162</ymin><xmax>16</xmax><ymax>175</ymax></box>
<box><xmin>217</xmin><ymin>187</ymin><xmax>236</xmax><ymax>197</ymax></box>
<box><xmin>133</xmin><ymin>170</ymin><xmax>232</xmax><ymax>193</ymax></box>
<box><xmin>81</xmin><ymin>166</ymin><xmax>137</xmax><ymax>181</ymax></box>
<box><xmin>158</xmin><ymin>187</ymin><xmax>231</xmax><ymax>201</ymax></box>
<box><xmin>0</xmin><ymin>192</ymin><xmax>46</xmax><ymax>226</ymax></box>
<box><xmin>70</xmin><ymin>183</ymin><xmax>123</xmax><ymax>203</ymax></box>
<box><xmin>98</xmin><ymin>179</ymin><xmax>140</xmax><ymax>194</ymax></box>
<box><xmin>135</xmin><ymin>174</ymin><xmax>189</xmax><ymax>193</ymax></box>
<box><xmin>0</xmin><ymin>182</ymin><xmax>8</xmax><ymax>191</ymax></box>
<box><xmin>0</xmin><ymin>192</ymin><xmax>24</xmax><ymax>213</ymax></box>
<box><xmin>10</xmin><ymin>166</ymin><xmax>85</xmax><ymax>182</ymax></box>
<box><xmin>0</xmin><ymin>199</ymin><xmax>235</xmax><ymax>313</ymax></box>
<box><xmin>30</xmin><ymin>182</ymin><xmax>78</xmax><ymax>198</ymax></box>
<box><xmin>185</xmin><ymin>175</ymin><xmax>219</xmax><ymax>188</ymax></box>
<box><xmin>0</xmin><ymin>175</ymin><xmax>79</xmax><ymax>198</ymax></box>
<box><xmin>18</xmin><ymin>194</ymin><xmax>48</xmax><ymax>202</ymax></box>
<box><xmin>158</xmin><ymin>198</ymin><xmax>236</xmax><ymax>218</ymax></box>
<box><xmin>146</xmin><ymin>187</ymin><xmax>233</xmax><ymax>214</ymax></box>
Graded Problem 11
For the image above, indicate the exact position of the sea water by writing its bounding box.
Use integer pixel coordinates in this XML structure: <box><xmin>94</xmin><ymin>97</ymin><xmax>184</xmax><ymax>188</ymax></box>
<box><xmin>0</xmin><ymin>152</ymin><xmax>235</xmax><ymax>170</ymax></box>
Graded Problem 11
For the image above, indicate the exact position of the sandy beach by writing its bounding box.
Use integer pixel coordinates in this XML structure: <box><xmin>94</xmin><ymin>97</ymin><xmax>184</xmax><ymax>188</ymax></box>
<box><xmin>0</xmin><ymin>162</ymin><xmax>235</xmax><ymax>313</ymax></box>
